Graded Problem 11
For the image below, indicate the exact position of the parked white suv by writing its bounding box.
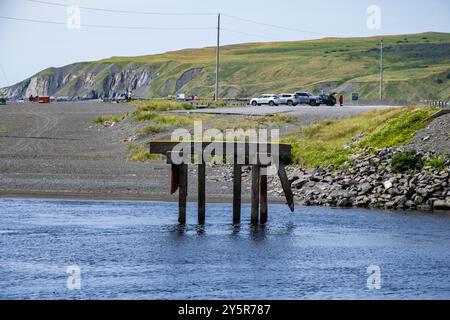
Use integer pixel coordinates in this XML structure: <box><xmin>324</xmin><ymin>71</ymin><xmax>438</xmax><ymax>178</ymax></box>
<box><xmin>278</xmin><ymin>93</ymin><xmax>298</xmax><ymax>106</ymax></box>
<box><xmin>249</xmin><ymin>94</ymin><xmax>281</xmax><ymax>106</ymax></box>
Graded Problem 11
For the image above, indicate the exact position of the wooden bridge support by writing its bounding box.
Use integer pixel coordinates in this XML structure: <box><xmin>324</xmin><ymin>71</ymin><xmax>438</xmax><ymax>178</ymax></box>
<box><xmin>150</xmin><ymin>141</ymin><xmax>294</xmax><ymax>225</ymax></box>
<box><xmin>251</xmin><ymin>165</ymin><xmax>260</xmax><ymax>224</ymax></box>
<box><xmin>198</xmin><ymin>163</ymin><xmax>206</xmax><ymax>224</ymax></box>
<box><xmin>178</xmin><ymin>164</ymin><xmax>188</xmax><ymax>224</ymax></box>
<box><xmin>260</xmin><ymin>172</ymin><xmax>268</xmax><ymax>224</ymax></box>
<box><xmin>232</xmin><ymin>164</ymin><xmax>242</xmax><ymax>223</ymax></box>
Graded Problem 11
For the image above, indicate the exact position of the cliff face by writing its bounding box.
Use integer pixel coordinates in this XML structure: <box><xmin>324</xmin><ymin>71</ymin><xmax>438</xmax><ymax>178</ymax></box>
<box><xmin>0</xmin><ymin>61</ymin><xmax>205</xmax><ymax>100</ymax></box>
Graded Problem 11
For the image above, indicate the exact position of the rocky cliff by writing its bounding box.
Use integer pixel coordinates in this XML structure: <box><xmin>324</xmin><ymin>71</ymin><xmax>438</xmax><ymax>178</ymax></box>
<box><xmin>0</xmin><ymin>61</ymin><xmax>205</xmax><ymax>100</ymax></box>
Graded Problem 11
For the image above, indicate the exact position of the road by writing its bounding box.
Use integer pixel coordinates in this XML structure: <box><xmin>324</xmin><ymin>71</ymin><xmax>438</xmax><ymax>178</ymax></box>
<box><xmin>175</xmin><ymin>105</ymin><xmax>396</xmax><ymax>116</ymax></box>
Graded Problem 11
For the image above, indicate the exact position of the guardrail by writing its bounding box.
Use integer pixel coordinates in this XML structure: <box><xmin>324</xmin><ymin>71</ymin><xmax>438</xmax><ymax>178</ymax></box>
<box><xmin>422</xmin><ymin>100</ymin><xmax>450</xmax><ymax>108</ymax></box>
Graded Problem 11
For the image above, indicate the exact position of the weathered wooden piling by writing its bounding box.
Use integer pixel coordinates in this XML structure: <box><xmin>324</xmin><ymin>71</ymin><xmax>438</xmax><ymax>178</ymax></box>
<box><xmin>149</xmin><ymin>141</ymin><xmax>294</xmax><ymax>225</ymax></box>
<box><xmin>198</xmin><ymin>163</ymin><xmax>206</xmax><ymax>224</ymax></box>
<box><xmin>260</xmin><ymin>172</ymin><xmax>268</xmax><ymax>224</ymax></box>
<box><xmin>178</xmin><ymin>164</ymin><xmax>188</xmax><ymax>224</ymax></box>
<box><xmin>251</xmin><ymin>165</ymin><xmax>260</xmax><ymax>224</ymax></box>
<box><xmin>232</xmin><ymin>164</ymin><xmax>242</xmax><ymax>223</ymax></box>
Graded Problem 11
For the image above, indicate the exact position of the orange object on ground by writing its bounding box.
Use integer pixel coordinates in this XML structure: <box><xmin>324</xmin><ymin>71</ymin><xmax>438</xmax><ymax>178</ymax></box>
<box><xmin>38</xmin><ymin>96</ymin><xmax>50</xmax><ymax>103</ymax></box>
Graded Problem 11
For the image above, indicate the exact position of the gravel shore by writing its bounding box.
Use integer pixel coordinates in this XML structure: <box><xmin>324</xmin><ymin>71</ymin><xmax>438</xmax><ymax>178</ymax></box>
<box><xmin>0</xmin><ymin>101</ymin><xmax>399</xmax><ymax>202</ymax></box>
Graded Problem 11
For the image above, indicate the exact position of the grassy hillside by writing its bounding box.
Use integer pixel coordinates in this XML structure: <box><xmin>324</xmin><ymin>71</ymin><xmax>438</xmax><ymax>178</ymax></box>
<box><xmin>4</xmin><ymin>32</ymin><xmax>450</xmax><ymax>100</ymax></box>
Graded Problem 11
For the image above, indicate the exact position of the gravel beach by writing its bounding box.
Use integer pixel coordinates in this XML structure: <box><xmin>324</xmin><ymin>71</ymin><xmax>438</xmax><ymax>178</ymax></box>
<box><xmin>0</xmin><ymin>101</ymin><xmax>398</xmax><ymax>202</ymax></box>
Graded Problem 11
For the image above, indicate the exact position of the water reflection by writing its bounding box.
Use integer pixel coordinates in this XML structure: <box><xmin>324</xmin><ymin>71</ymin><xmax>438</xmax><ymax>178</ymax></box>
<box><xmin>195</xmin><ymin>224</ymin><xmax>206</xmax><ymax>236</ymax></box>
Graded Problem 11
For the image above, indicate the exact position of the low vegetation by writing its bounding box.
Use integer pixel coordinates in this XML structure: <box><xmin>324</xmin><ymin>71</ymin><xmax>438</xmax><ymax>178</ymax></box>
<box><xmin>0</xmin><ymin>127</ymin><xmax>8</xmax><ymax>133</ymax></box>
<box><xmin>391</xmin><ymin>150</ymin><xmax>424</xmax><ymax>173</ymax></box>
<box><xmin>92</xmin><ymin>114</ymin><xmax>128</xmax><ymax>125</ymax></box>
<box><xmin>127</xmin><ymin>143</ymin><xmax>162</xmax><ymax>162</ymax></box>
<box><xmin>132</xmin><ymin>100</ymin><xmax>193</xmax><ymax>113</ymax></box>
<box><xmin>284</xmin><ymin>106</ymin><xmax>437</xmax><ymax>168</ymax></box>
<box><xmin>425</xmin><ymin>155</ymin><xmax>448</xmax><ymax>170</ymax></box>
<box><xmin>140</xmin><ymin>114</ymin><xmax>200</xmax><ymax>133</ymax></box>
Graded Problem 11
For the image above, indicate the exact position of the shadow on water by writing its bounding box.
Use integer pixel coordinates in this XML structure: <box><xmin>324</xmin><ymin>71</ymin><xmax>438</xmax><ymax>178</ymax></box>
<box><xmin>249</xmin><ymin>224</ymin><xmax>267</xmax><ymax>242</ymax></box>
<box><xmin>168</xmin><ymin>223</ymin><xmax>186</xmax><ymax>236</ymax></box>
<box><xmin>195</xmin><ymin>224</ymin><xmax>206</xmax><ymax>236</ymax></box>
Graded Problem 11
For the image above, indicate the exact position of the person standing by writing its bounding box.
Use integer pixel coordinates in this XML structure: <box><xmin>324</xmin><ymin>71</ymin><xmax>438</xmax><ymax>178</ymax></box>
<box><xmin>339</xmin><ymin>95</ymin><xmax>344</xmax><ymax>106</ymax></box>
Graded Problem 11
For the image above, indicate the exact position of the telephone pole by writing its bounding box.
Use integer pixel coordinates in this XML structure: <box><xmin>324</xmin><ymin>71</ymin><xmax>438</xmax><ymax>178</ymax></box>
<box><xmin>215</xmin><ymin>13</ymin><xmax>220</xmax><ymax>101</ymax></box>
<box><xmin>380</xmin><ymin>39</ymin><xmax>384</xmax><ymax>100</ymax></box>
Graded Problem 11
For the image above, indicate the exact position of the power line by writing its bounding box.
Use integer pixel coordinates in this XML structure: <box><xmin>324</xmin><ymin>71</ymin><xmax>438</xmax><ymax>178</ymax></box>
<box><xmin>222</xmin><ymin>13</ymin><xmax>338</xmax><ymax>37</ymax></box>
<box><xmin>25</xmin><ymin>1</ymin><xmax>341</xmax><ymax>38</ymax></box>
<box><xmin>26</xmin><ymin>0</ymin><xmax>216</xmax><ymax>16</ymax></box>
<box><xmin>0</xmin><ymin>15</ymin><xmax>215</xmax><ymax>31</ymax></box>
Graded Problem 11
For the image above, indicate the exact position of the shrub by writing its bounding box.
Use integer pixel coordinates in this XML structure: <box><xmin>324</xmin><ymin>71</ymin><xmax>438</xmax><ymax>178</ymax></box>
<box><xmin>390</xmin><ymin>150</ymin><xmax>423</xmax><ymax>173</ymax></box>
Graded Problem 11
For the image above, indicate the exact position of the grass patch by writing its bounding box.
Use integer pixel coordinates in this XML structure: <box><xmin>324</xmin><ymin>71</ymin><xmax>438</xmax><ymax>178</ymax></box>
<box><xmin>127</xmin><ymin>143</ymin><xmax>163</xmax><ymax>162</ymax></box>
<box><xmin>0</xmin><ymin>127</ymin><xmax>8</xmax><ymax>133</ymax></box>
<box><xmin>261</xmin><ymin>114</ymin><xmax>296</xmax><ymax>124</ymax></box>
<box><xmin>140</xmin><ymin>114</ymin><xmax>212</xmax><ymax>133</ymax></box>
<box><xmin>283</xmin><ymin>106</ymin><xmax>437</xmax><ymax>168</ymax></box>
<box><xmin>92</xmin><ymin>114</ymin><xmax>127</xmax><ymax>125</ymax></box>
<box><xmin>425</xmin><ymin>155</ymin><xmax>448</xmax><ymax>170</ymax></box>
<box><xmin>132</xmin><ymin>100</ymin><xmax>193</xmax><ymax>113</ymax></box>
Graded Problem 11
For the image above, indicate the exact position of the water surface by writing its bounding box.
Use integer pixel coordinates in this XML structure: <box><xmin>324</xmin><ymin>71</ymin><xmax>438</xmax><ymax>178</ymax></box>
<box><xmin>0</xmin><ymin>198</ymin><xmax>449</xmax><ymax>299</ymax></box>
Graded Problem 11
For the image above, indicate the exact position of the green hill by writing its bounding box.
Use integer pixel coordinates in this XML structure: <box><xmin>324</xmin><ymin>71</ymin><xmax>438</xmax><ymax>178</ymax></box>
<box><xmin>1</xmin><ymin>32</ymin><xmax>450</xmax><ymax>100</ymax></box>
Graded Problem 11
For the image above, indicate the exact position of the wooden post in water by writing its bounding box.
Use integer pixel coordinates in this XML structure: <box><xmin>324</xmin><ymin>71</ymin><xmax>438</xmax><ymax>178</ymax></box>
<box><xmin>232</xmin><ymin>164</ymin><xmax>242</xmax><ymax>223</ymax></box>
<box><xmin>149</xmin><ymin>141</ymin><xmax>294</xmax><ymax>225</ymax></box>
<box><xmin>259</xmin><ymin>171</ymin><xmax>268</xmax><ymax>224</ymax></box>
<box><xmin>251</xmin><ymin>165</ymin><xmax>260</xmax><ymax>224</ymax></box>
<box><xmin>198</xmin><ymin>163</ymin><xmax>206</xmax><ymax>224</ymax></box>
<box><xmin>178</xmin><ymin>164</ymin><xmax>188</xmax><ymax>224</ymax></box>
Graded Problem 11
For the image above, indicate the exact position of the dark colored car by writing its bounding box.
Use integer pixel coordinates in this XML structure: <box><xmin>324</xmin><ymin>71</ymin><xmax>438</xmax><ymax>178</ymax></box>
<box><xmin>318</xmin><ymin>92</ymin><xmax>337</xmax><ymax>106</ymax></box>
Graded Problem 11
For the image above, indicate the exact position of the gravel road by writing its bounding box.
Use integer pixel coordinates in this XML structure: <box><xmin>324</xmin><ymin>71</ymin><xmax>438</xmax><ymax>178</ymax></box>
<box><xmin>0</xmin><ymin>101</ymin><xmax>401</xmax><ymax>201</ymax></box>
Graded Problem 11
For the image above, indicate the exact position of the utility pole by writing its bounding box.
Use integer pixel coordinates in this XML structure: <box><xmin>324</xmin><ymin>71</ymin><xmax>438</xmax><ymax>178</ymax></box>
<box><xmin>380</xmin><ymin>39</ymin><xmax>384</xmax><ymax>100</ymax></box>
<box><xmin>215</xmin><ymin>13</ymin><xmax>220</xmax><ymax>101</ymax></box>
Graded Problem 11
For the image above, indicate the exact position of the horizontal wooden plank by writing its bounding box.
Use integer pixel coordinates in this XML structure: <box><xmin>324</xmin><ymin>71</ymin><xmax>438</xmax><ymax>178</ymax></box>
<box><xmin>149</xmin><ymin>141</ymin><xmax>292</xmax><ymax>158</ymax></box>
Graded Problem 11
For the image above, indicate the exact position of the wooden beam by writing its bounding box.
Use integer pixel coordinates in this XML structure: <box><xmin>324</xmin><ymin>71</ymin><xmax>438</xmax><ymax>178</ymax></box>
<box><xmin>178</xmin><ymin>164</ymin><xmax>188</xmax><ymax>224</ymax></box>
<box><xmin>251</xmin><ymin>165</ymin><xmax>260</xmax><ymax>224</ymax></box>
<box><xmin>198</xmin><ymin>163</ymin><xmax>206</xmax><ymax>224</ymax></box>
<box><xmin>149</xmin><ymin>141</ymin><xmax>292</xmax><ymax>161</ymax></box>
<box><xmin>277</xmin><ymin>163</ymin><xmax>295</xmax><ymax>212</ymax></box>
<box><xmin>260</xmin><ymin>173</ymin><xmax>268</xmax><ymax>224</ymax></box>
<box><xmin>232</xmin><ymin>164</ymin><xmax>242</xmax><ymax>223</ymax></box>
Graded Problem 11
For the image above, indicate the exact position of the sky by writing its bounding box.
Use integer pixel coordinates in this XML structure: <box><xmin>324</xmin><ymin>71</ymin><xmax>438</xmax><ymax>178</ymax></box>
<box><xmin>0</xmin><ymin>0</ymin><xmax>449</xmax><ymax>87</ymax></box>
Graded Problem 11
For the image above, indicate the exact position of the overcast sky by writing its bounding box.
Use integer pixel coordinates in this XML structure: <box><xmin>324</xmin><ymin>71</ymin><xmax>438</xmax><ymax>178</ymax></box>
<box><xmin>0</xmin><ymin>0</ymin><xmax>449</xmax><ymax>87</ymax></box>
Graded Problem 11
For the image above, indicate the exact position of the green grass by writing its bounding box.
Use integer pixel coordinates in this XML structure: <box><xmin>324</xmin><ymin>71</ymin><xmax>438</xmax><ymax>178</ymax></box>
<box><xmin>22</xmin><ymin>32</ymin><xmax>450</xmax><ymax>101</ymax></box>
<box><xmin>0</xmin><ymin>127</ymin><xmax>8</xmax><ymax>133</ymax></box>
<box><xmin>127</xmin><ymin>143</ymin><xmax>162</xmax><ymax>162</ymax></box>
<box><xmin>92</xmin><ymin>114</ymin><xmax>127</xmax><ymax>125</ymax></box>
<box><xmin>283</xmin><ymin>106</ymin><xmax>437</xmax><ymax>168</ymax></box>
<box><xmin>132</xmin><ymin>100</ymin><xmax>193</xmax><ymax>112</ymax></box>
<box><xmin>425</xmin><ymin>156</ymin><xmax>448</xmax><ymax>170</ymax></box>
<box><xmin>139</xmin><ymin>114</ymin><xmax>212</xmax><ymax>133</ymax></box>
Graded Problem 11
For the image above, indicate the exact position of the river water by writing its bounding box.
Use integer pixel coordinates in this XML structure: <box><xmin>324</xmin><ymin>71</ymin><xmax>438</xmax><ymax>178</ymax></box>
<box><xmin>0</xmin><ymin>198</ymin><xmax>449</xmax><ymax>300</ymax></box>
